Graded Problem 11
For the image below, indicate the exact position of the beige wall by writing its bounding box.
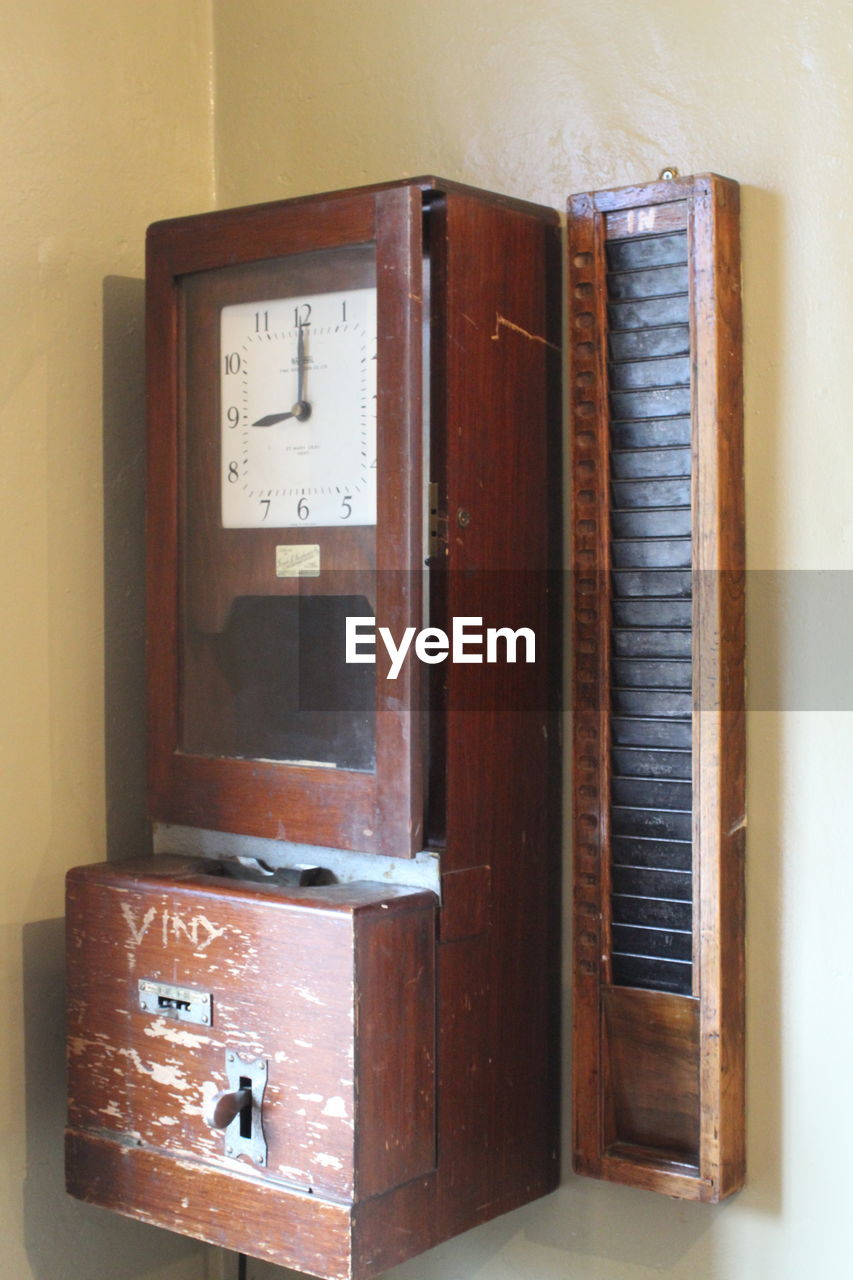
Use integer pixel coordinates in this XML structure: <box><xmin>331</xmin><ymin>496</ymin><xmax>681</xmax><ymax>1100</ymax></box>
<box><xmin>4</xmin><ymin>1</ymin><xmax>851</xmax><ymax>1278</ymax></box>
<box><xmin>0</xmin><ymin>2</ymin><xmax>215</xmax><ymax>1276</ymax></box>
<box><xmin>210</xmin><ymin>2</ymin><xmax>852</xmax><ymax>1280</ymax></box>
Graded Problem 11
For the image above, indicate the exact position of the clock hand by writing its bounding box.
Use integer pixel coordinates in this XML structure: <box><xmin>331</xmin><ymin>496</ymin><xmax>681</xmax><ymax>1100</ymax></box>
<box><xmin>292</xmin><ymin>321</ymin><xmax>312</xmax><ymax>420</ymax></box>
<box><xmin>296</xmin><ymin>320</ymin><xmax>306</xmax><ymax>403</ymax></box>
<box><xmin>252</xmin><ymin>410</ymin><xmax>295</xmax><ymax>426</ymax></box>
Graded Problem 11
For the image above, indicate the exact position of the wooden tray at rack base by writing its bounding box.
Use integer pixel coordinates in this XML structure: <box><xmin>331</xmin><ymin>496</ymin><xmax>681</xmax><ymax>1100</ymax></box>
<box><xmin>568</xmin><ymin>174</ymin><xmax>745</xmax><ymax>1200</ymax></box>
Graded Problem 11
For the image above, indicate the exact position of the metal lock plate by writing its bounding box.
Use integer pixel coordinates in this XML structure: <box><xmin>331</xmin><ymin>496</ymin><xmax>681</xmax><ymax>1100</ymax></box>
<box><xmin>221</xmin><ymin>1052</ymin><xmax>268</xmax><ymax>1168</ymax></box>
<box><xmin>138</xmin><ymin>979</ymin><xmax>212</xmax><ymax>1026</ymax></box>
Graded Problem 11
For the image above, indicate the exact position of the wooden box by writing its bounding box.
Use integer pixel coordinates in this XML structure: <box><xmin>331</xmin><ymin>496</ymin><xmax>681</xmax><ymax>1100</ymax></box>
<box><xmin>66</xmin><ymin>856</ymin><xmax>436</xmax><ymax>1278</ymax></box>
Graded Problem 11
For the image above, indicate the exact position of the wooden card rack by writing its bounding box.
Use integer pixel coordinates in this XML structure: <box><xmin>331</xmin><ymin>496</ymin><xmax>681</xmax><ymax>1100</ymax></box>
<box><xmin>568</xmin><ymin>174</ymin><xmax>745</xmax><ymax>1200</ymax></box>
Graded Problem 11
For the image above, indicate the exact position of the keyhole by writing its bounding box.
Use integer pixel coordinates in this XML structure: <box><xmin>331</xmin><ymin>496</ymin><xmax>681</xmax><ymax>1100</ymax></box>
<box><xmin>239</xmin><ymin>1077</ymin><xmax>252</xmax><ymax>1139</ymax></box>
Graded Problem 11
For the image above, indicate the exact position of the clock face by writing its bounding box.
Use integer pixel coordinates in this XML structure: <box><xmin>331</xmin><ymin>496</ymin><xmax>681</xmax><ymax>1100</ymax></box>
<box><xmin>220</xmin><ymin>288</ymin><xmax>377</xmax><ymax>529</ymax></box>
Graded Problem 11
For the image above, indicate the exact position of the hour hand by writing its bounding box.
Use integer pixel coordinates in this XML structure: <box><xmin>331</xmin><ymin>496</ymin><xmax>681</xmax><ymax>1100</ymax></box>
<box><xmin>251</xmin><ymin>410</ymin><xmax>295</xmax><ymax>427</ymax></box>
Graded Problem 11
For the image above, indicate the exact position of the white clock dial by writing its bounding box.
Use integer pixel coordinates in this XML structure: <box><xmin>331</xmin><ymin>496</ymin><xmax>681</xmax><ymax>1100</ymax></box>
<box><xmin>220</xmin><ymin>287</ymin><xmax>377</xmax><ymax>528</ymax></box>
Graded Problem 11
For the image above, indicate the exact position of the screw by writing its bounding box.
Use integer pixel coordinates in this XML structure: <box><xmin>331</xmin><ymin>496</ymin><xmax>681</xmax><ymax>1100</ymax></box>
<box><xmin>659</xmin><ymin>166</ymin><xmax>679</xmax><ymax>181</ymax></box>
<box><xmin>457</xmin><ymin>507</ymin><xmax>471</xmax><ymax>528</ymax></box>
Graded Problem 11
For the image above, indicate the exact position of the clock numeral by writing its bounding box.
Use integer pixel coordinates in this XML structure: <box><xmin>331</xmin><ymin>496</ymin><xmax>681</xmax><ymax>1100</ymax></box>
<box><xmin>294</xmin><ymin>303</ymin><xmax>312</xmax><ymax>328</ymax></box>
<box><xmin>226</xmin><ymin>406</ymin><xmax>239</xmax><ymax>428</ymax></box>
<box><xmin>227</xmin><ymin>462</ymin><xmax>239</xmax><ymax>483</ymax></box>
<box><xmin>341</xmin><ymin>300</ymin><xmax>347</xmax><ymax>322</ymax></box>
<box><xmin>259</xmin><ymin>498</ymin><xmax>271</xmax><ymax>520</ymax></box>
<box><xmin>255</xmin><ymin>310</ymin><xmax>269</xmax><ymax>333</ymax></box>
<box><xmin>341</xmin><ymin>495</ymin><xmax>352</xmax><ymax>520</ymax></box>
<box><xmin>224</xmin><ymin>352</ymin><xmax>241</xmax><ymax>376</ymax></box>
<box><xmin>297</xmin><ymin>497</ymin><xmax>310</xmax><ymax>521</ymax></box>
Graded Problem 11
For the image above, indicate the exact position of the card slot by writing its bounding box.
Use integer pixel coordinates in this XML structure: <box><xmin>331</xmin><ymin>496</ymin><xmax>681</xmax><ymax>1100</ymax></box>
<box><xmin>610</xmin><ymin>538</ymin><xmax>692</xmax><ymax>570</ymax></box>
<box><xmin>610</xmin><ymin>419</ymin><xmax>691</xmax><ymax>452</ymax></box>
<box><xmin>612</xmin><ymin>629</ymin><xmax>691</xmax><ymax>659</ymax></box>
<box><xmin>608</xmin><ymin>326</ymin><xmax>691</xmax><ymax>361</ymax></box>
<box><xmin>611</xmin><ymin>807</ymin><xmax>693</xmax><ymax>842</ymax></box>
<box><xmin>605</xmin><ymin>232</ymin><xmax>688</xmax><ymax>272</ymax></box>
<box><xmin>611</xmin><ymin>598</ymin><xmax>692</xmax><ymax>629</ymax></box>
<box><xmin>607</xmin><ymin>295</ymin><xmax>691</xmax><ymax>331</ymax></box>
<box><xmin>611</xmin><ymin>746</ymin><xmax>692</xmax><ymax>781</ymax></box>
<box><xmin>612</xmin><ymin>688</ymin><xmax>692</xmax><ymax>719</ymax></box>
<box><xmin>611</xmin><ymin>865</ymin><xmax>692</xmax><ymax>901</ymax></box>
<box><xmin>606</xmin><ymin>264</ymin><xmax>689</xmax><ymax>300</ymax></box>
<box><xmin>611</xmin><ymin>776</ymin><xmax>692</xmax><ymax>810</ymax></box>
<box><xmin>608</xmin><ymin>355</ymin><xmax>690</xmax><ymax>391</ymax></box>
<box><xmin>611</xmin><ymin>716</ymin><xmax>692</xmax><ymax>749</ymax></box>
<box><xmin>610</xmin><ymin>506</ymin><xmax>692</xmax><ymax>538</ymax></box>
<box><xmin>611</xmin><ymin>923</ymin><xmax>692</xmax><ymax>962</ymax></box>
<box><xmin>610</xmin><ymin>952</ymin><xmax>692</xmax><ymax>995</ymax></box>
<box><xmin>610</xmin><ymin>387</ymin><xmax>692</xmax><ymax>420</ymax></box>
<box><xmin>611</xmin><ymin>895</ymin><xmax>693</xmax><ymax>931</ymax></box>
<box><xmin>610</xmin><ymin>477</ymin><xmax>691</xmax><ymax>509</ymax></box>
<box><xmin>611</xmin><ymin>659</ymin><xmax>692</xmax><ymax>691</ymax></box>
<box><xmin>611</xmin><ymin>569</ymin><xmax>692</xmax><ymax>600</ymax></box>
<box><xmin>611</xmin><ymin>834</ymin><xmax>692</xmax><ymax>870</ymax></box>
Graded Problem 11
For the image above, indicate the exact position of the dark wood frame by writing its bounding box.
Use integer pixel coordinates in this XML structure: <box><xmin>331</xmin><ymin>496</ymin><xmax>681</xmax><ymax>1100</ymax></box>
<box><xmin>569</xmin><ymin>174</ymin><xmax>745</xmax><ymax>1200</ymax></box>
<box><xmin>146</xmin><ymin>185</ymin><xmax>425</xmax><ymax>857</ymax></box>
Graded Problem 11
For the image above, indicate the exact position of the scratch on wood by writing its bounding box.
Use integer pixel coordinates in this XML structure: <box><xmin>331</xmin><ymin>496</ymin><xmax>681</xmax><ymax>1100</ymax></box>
<box><xmin>728</xmin><ymin>814</ymin><xmax>747</xmax><ymax>836</ymax></box>
<box><xmin>295</xmin><ymin>985</ymin><xmax>323</xmax><ymax>1006</ymax></box>
<box><xmin>491</xmin><ymin>312</ymin><xmax>561</xmax><ymax>352</ymax></box>
<box><xmin>121</xmin><ymin>903</ymin><xmax>157</xmax><ymax>946</ymax></box>
<box><xmin>120</xmin><ymin>902</ymin><xmax>227</xmax><ymax>953</ymax></box>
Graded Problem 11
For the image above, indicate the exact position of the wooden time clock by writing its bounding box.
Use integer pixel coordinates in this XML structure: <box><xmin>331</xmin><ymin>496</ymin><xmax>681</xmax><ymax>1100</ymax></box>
<box><xmin>65</xmin><ymin>178</ymin><xmax>562</xmax><ymax>1279</ymax></box>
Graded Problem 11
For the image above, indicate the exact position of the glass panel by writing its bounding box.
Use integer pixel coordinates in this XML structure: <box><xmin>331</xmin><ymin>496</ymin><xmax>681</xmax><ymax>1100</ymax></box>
<box><xmin>178</xmin><ymin>244</ymin><xmax>378</xmax><ymax>771</ymax></box>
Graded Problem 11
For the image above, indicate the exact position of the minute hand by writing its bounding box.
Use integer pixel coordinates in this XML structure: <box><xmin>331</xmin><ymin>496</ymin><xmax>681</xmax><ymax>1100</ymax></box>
<box><xmin>289</xmin><ymin>320</ymin><xmax>311</xmax><ymax>420</ymax></box>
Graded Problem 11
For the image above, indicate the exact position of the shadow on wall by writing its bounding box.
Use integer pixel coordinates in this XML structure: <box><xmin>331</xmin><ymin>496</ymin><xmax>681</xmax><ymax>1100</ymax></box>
<box><xmin>22</xmin><ymin>918</ymin><xmax>203</xmax><ymax>1279</ymax></box>
<box><xmin>20</xmin><ymin>278</ymin><xmax>206</xmax><ymax>1279</ymax></box>
<box><xmin>102</xmin><ymin>275</ymin><xmax>150</xmax><ymax>864</ymax></box>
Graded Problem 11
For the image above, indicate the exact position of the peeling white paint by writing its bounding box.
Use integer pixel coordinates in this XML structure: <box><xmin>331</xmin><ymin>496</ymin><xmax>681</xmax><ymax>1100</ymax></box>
<box><xmin>117</xmin><ymin>1046</ymin><xmax>191</xmax><ymax>1091</ymax></box>
<box><xmin>315</xmin><ymin>1153</ymin><xmax>344</xmax><ymax>1170</ymax></box>
<box><xmin>142</xmin><ymin>1017</ymin><xmax>212</xmax><ymax>1049</ymax></box>
<box><xmin>322</xmin><ymin>1096</ymin><xmax>348</xmax><ymax>1119</ymax></box>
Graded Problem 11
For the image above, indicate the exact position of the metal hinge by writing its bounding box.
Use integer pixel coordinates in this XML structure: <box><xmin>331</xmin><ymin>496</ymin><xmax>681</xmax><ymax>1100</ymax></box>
<box><xmin>427</xmin><ymin>482</ymin><xmax>448</xmax><ymax>561</ymax></box>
